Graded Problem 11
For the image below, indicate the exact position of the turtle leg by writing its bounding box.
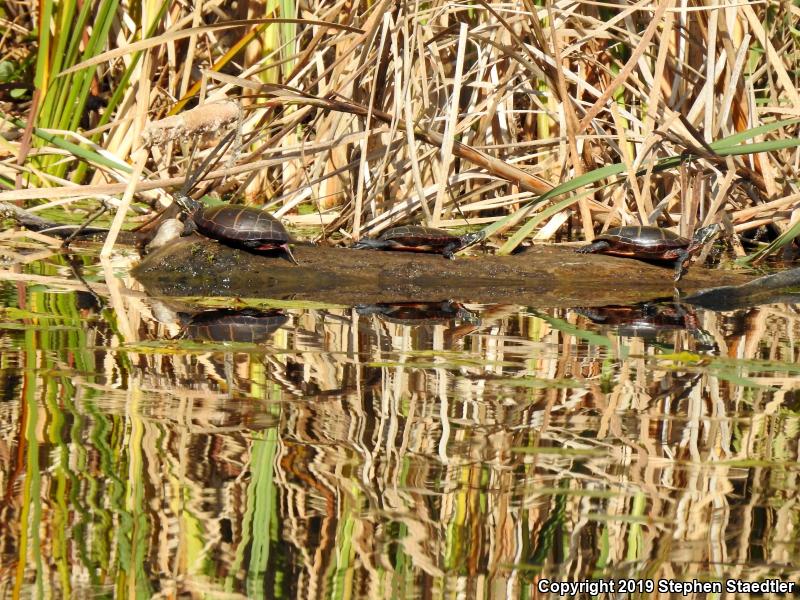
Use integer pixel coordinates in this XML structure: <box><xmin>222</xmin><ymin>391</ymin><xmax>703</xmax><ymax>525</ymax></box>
<box><xmin>673</xmin><ymin>249</ymin><xmax>690</xmax><ymax>281</ymax></box>
<box><xmin>180</xmin><ymin>216</ymin><xmax>197</xmax><ymax>237</ymax></box>
<box><xmin>253</xmin><ymin>241</ymin><xmax>299</xmax><ymax>264</ymax></box>
<box><xmin>282</xmin><ymin>243</ymin><xmax>299</xmax><ymax>265</ymax></box>
<box><xmin>576</xmin><ymin>240</ymin><xmax>611</xmax><ymax>254</ymax></box>
<box><xmin>443</xmin><ymin>242</ymin><xmax>458</xmax><ymax>260</ymax></box>
<box><xmin>351</xmin><ymin>239</ymin><xmax>383</xmax><ymax>251</ymax></box>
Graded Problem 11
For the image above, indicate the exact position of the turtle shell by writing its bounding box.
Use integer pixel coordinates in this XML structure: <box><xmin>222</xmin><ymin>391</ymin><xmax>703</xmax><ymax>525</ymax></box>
<box><xmin>192</xmin><ymin>205</ymin><xmax>290</xmax><ymax>249</ymax></box>
<box><xmin>595</xmin><ymin>226</ymin><xmax>690</xmax><ymax>259</ymax></box>
<box><xmin>378</xmin><ymin>226</ymin><xmax>459</xmax><ymax>249</ymax></box>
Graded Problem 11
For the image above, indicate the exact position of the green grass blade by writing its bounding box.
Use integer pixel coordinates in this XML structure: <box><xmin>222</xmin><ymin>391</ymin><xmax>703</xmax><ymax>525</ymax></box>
<box><xmin>498</xmin><ymin>188</ymin><xmax>597</xmax><ymax>254</ymax></box>
<box><xmin>34</xmin><ymin>0</ymin><xmax>53</xmax><ymax>91</ymax></box>
<box><xmin>709</xmin><ymin>117</ymin><xmax>800</xmax><ymax>150</ymax></box>
<box><xmin>2</xmin><ymin>113</ymin><xmax>132</xmax><ymax>173</ymax></box>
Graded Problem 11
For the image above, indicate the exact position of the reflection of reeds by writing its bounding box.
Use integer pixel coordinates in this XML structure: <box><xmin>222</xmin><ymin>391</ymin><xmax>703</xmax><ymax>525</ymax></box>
<box><xmin>2</xmin><ymin>260</ymin><xmax>800</xmax><ymax>595</ymax></box>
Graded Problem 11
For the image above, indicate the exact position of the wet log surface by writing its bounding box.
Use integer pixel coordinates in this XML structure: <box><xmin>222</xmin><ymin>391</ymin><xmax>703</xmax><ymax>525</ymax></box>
<box><xmin>132</xmin><ymin>236</ymin><xmax>755</xmax><ymax>307</ymax></box>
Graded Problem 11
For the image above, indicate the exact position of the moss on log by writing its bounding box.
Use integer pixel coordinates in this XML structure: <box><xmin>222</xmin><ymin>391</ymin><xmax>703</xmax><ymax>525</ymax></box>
<box><xmin>132</xmin><ymin>236</ymin><xmax>754</xmax><ymax>307</ymax></box>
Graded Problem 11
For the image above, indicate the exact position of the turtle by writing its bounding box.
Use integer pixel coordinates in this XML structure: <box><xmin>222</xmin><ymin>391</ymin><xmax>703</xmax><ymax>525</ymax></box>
<box><xmin>175</xmin><ymin>194</ymin><xmax>298</xmax><ymax>265</ymax></box>
<box><xmin>165</xmin><ymin>130</ymin><xmax>298</xmax><ymax>264</ymax></box>
<box><xmin>575</xmin><ymin>224</ymin><xmax>721</xmax><ymax>281</ymax></box>
<box><xmin>182</xmin><ymin>308</ymin><xmax>289</xmax><ymax>343</ymax></box>
<box><xmin>352</xmin><ymin>226</ymin><xmax>484</xmax><ymax>259</ymax></box>
<box><xmin>575</xmin><ymin>303</ymin><xmax>698</xmax><ymax>335</ymax></box>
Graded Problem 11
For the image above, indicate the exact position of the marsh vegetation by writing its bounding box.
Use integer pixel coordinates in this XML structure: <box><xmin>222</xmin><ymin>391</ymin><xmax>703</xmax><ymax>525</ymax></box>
<box><xmin>1</xmin><ymin>1</ymin><xmax>800</xmax><ymax>598</ymax></box>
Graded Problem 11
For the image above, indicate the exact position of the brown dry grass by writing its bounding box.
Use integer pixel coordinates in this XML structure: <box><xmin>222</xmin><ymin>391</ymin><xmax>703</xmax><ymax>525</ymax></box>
<box><xmin>0</xmin><ymin>1</ymin><xmax>798</xmax><ymax>255</ymax></box>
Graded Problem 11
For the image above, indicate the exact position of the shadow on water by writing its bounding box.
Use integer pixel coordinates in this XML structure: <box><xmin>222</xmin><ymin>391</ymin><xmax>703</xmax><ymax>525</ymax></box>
<box><xmin>1</xmin><ymin>249</ymin><xmax>800</xmax><ymax>598</ymax></box>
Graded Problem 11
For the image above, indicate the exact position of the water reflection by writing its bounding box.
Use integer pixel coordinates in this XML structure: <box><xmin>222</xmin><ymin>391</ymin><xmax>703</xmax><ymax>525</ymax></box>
<box><xmin>356</xmin><ymin>300</ymin><xmax>479</xmax><ymax>324</ymax></box>
<box><xmin>1</xmin><ymin>255</ymin><xmax>800</xmax><ymax>598</ymax></box>
<box><xmin>573</xmin><ymin>302</ymin><xmax>718</xmax><ymax>349</ymax></box>
<box><xmin>181</xmin><ymin>307</ymin><xmax>289</xmax><ymax>343</ymax></box>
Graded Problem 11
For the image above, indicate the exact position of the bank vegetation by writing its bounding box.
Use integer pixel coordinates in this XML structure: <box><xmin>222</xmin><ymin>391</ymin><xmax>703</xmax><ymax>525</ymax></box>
<box><xmin>0</xmin><ymin>0</ymin><xmax>798</xmax><ymax>262</ymax></box>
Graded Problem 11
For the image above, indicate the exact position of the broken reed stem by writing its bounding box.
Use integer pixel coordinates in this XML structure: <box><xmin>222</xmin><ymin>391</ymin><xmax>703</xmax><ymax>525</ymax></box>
<box><xmin>141</xmin><ymin>101</ymin><xmax>241</xmax><ymax>146</ymax></box>
<box><xmin>352</xmin><ymin>14</ymin><xmax>391</xmax><ymax>241</ymax></box>
<box><xmin>14</xmin><ymin>88</ymin><xmax>41</xmax><ymax>194</ymax></box>
<box><xmin>545</xmin><ymin>0</ymin><xmax>592</xmax><ymax>241</ymax></box>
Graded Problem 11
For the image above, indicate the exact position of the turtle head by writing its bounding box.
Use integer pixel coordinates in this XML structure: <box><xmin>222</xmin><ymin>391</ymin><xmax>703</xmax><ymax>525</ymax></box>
<box><xmin>692</xmin><ymin>223</ymin><xmax>722</xmax><ymax>247</ymax></box>
<box><xmin>174</xmin><ymin>192</ymin><xmax>200</xmax><ymax>214</ymax></box>
<box><xmin>458</xmin><ymin>230</ymin><xmax>486</xmax><ymax>249</ymax></box>
<box><xmin>454</xmin><ymin>305</ymin><xmax>481</xmax><ymax>325</ymax></box>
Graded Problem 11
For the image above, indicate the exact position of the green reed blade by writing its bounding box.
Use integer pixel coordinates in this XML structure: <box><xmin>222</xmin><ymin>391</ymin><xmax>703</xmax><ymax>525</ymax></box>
<box><xmin>709</xmin><ymin>118</ymin><xmax>800</xmax><ymax>150</ymax></box>
<box><xmin>739</xmin><ymin>219</ymin><xmax>800</xmax><ymax>264</ymax></box>
<box><xmin>34</xmin><ymin>0</ymin><xmax>53</xmax><ymax>91</ymax></box>
<box><xmin>244</xmin><ymin>428</ymin><xmax>279</xmax><ymax>596</ymax></box>
<box><xmin>2</xmin><ymin>113</ymin><xmax>131</xmax><ymax>173</ymax></box>
<box><xmin>499</xmin><ymin>188</ymin><xmax>596</xmax><ymax>254</ymax></box>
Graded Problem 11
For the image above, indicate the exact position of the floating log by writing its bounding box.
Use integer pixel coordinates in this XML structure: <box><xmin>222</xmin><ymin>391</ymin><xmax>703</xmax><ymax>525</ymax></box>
<box><xmin>685</xmin><ymin>267</ymin><xmax>800</xmax><ymax>310</ymax></box>
<box><xmin>132</xmin><ymin>236</ymin><xmax>754</xmax><ymax>307</ymax></box>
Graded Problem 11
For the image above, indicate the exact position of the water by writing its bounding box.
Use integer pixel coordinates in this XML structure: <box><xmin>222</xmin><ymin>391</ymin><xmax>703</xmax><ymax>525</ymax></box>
<box><xmin>1</xmin><ymin>249</ymin><xmax>800</xmax><ymax>598</ymax></box>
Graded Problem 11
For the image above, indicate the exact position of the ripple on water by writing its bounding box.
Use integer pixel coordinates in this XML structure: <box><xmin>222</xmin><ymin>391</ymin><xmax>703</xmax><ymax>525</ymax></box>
<box><xmin>1</xmin><ymin>255</ymin><xmax>800</xmax><ymax>597</ymax></box>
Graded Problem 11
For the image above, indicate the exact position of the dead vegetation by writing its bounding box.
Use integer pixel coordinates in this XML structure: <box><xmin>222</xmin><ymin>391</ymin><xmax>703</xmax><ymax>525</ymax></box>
<box><xmin>0</xmin><ymin>1</ymin><xmax>799</xmax><ymax>260</ymax></box>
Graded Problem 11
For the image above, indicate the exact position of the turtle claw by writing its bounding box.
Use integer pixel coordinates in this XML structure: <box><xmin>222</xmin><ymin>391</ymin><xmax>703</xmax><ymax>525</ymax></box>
<box><xmin>674</xmin><ymin>261</ymin><xmax>688</xmax><ymax>282</ymax></box>
<box><xmin>576</xmin><ymin>240</ymin><xmax>610</xmax><ymax>254</ymax></box>
<box><xmin>284</xmin><ymin>245</ymin><xmax>299</xmax><ymax>265</ymax></box>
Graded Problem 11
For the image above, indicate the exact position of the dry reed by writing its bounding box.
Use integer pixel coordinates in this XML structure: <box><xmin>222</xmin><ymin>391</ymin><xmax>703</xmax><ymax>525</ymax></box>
<box><xmin>0</xmin><ymin>1</ymin><xmax>797</xmax><ymax>254</ymax></box>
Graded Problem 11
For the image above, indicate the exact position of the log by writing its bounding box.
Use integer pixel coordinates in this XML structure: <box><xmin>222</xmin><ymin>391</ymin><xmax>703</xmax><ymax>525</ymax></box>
<box><xmin>685</xmin><ymin>267</ymin><xmax>800</xmax><ymax>310</ymax></box>
<box><xmin>132</xmin><ymin>236</ymin><xmax>755</xmax><ymax>307</ymax></box>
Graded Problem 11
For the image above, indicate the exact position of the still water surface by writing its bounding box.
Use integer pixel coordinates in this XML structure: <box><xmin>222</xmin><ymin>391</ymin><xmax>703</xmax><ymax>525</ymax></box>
<box><xmin>1</xmin><ymin>249</ymin><xmax>799</xmax><ymax>599</ymax></box>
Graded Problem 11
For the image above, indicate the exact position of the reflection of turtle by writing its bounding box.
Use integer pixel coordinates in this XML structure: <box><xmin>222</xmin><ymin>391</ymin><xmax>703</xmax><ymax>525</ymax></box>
<box><xmin>576</xmin><ymin>224</ymin><xmax>720</xmax><ymax>280</ymax></box>
<box><xmin>182</xmin><ymin>308</ymin><xmax>289</xmax><ymax>343</ymax></box>
<box><xmin>356</xmin><ymin>300</ymin><xmax>478</xmax><ymax>325</ymax></box>
<box><xmin>352</xmin><ymin>226</ymin><xmax>483</xmax><ymax>259</ymax></box>
<box><xmin>576</xmin><ymin>304</ymin><xmax>694</xmax><ymax>335</ymax></box>
<box><xmin>575</xmin><ymin>303</ymin><xmax>715</xmax><ymax>349</ymax></box>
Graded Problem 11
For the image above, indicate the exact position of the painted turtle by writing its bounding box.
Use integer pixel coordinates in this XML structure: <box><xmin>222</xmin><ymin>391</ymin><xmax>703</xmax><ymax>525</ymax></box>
<box><xmin>576</xmin><ymin>224</ymin><xmax>720</xmax><ymax>281</ymax></box>
<box><xmin>175</xmin><ymin>194</ymin><xmax>298</xmax><ymax>265</ymax></box>
<box><xmin>352</xmin><ymin>226</ymin><xmax>484</xmax><ymax>259</ymax></box>
<box><xmin>182</xmin><ymin>308</ymin><xmax>289</xmax><ymax>343</ymax></box>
